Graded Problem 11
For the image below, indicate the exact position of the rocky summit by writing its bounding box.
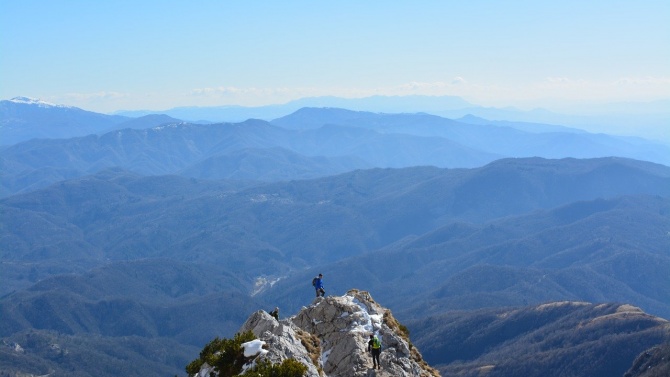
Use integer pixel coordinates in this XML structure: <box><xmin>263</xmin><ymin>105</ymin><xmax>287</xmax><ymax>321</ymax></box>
<box><xmin>195</xmin><ymin>289</ymin><xmax>440</xmax><ymax>377</ymax></box>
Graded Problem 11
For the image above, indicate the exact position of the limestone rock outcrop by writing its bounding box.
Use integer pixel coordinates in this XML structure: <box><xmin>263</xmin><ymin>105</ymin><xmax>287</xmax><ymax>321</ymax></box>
<box><xmin>238</xmin><ymin>289</ymin><xmax>440</xmax><ymax>377</ymax></box>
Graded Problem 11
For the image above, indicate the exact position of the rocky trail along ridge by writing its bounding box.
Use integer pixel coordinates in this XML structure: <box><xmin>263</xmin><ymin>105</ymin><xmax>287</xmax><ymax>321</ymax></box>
<box><xmin>193</xmin><ymin>289</ymin><xmax>440</xmax><ymax>377</ymax></box>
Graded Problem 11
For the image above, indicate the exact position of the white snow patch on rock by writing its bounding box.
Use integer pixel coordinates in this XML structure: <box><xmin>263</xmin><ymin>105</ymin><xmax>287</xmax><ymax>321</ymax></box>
<box><xmin>242</xmin><ymin>339</ymin><xmax>267</xmax><ymax>357</ymax></box>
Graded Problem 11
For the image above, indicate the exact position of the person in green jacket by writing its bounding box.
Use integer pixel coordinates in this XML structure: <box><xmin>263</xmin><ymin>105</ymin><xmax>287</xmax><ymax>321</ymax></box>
<box><xmin>368</xmin><ymin>333</ymin><xmax>381</xmax><ymax>369</ymax></box>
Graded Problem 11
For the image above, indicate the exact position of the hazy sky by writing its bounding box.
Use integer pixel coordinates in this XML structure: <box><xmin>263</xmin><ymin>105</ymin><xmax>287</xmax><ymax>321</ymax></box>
<box><xmin>2</xmin><ymin>1</ymin><xmax>669</xmax><ymax>113</ymax></box>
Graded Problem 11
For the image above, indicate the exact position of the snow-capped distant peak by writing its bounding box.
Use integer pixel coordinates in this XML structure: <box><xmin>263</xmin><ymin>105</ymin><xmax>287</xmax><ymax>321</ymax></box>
<box><xmin>8</xmin><ymin>96</ymin><xmax>69</xmax><ymax>108</ymax></box>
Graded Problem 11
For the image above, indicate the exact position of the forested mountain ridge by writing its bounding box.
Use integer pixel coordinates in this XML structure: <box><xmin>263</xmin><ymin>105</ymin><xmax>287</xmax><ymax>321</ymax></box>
<box><xmin>1</xmin><ymin>156</ymin><xmax>669</xmax><ymax>376</ymax></box>
<box><xmin>407</xmin><ymin>302</ymin><xmax>670</xmax><ymax>377</ymax></box>
<box><xmin>2</xmin><ymin>157</ymin><xmax>668</xmax><ymax>296</ymax></box>
<box><xmin>260</xmin><ymin>194</ymin><xmax>670</xmax><ymax>320</ymax></box>
<box><xmin>624</xmin><ymin>343</ymin><xmax>670</xmax><ymax>377</ymax></box>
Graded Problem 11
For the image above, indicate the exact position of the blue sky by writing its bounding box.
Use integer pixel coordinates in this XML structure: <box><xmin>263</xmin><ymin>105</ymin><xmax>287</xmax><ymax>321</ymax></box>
<box><xmin>2</xmin><ymin>0</ymin><xmax>669</xmax><ymax>113</ymax></box>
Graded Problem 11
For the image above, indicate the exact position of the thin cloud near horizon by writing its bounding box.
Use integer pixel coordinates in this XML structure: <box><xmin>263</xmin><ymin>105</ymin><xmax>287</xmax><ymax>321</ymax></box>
<box><xmin>31</xmin><ymin>76</ymin><xmax>670</xmax><ymax>114</ymax></box>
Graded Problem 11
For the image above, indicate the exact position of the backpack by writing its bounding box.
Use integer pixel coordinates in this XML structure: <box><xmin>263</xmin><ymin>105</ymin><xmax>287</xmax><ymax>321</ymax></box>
<box><xmin>372</xmin><ymin>336</ymin><xmax>381</xmax><ymax>349</ymax></box>
<box><xmin>312</xmin><ymin>277</ymin><xmax>317</xmax><ymax>287</ymax></box>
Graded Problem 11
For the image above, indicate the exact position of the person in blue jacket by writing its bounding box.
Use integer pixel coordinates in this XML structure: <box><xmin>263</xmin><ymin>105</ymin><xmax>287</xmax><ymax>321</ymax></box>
<box><xmin>312</xmin><ymin>273</ymin><xmax>325</xmax><ymax>297</ymax></box>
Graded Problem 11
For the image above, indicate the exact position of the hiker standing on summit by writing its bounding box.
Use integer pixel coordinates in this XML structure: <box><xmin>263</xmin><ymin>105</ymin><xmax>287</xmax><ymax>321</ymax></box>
<box><xmin>312</xmin><ymin>273</ymin><xmax>325</xmax><ymax>297</ymax></box>
<box><xmin>269</xmin><ymin>307</ymin><xmax>279</xmax><ymax>320</ymax></box>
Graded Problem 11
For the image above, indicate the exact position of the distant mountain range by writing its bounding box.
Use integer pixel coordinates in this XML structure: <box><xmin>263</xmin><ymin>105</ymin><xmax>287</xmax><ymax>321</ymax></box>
<box><xmin>3</xmin><ymin>95</ymin><xmax>669</xmax><ymax>146</ymax></box>
<box><xmin>112</xmin><ymin>95</ymin><xmax>670</xmax><ymax>142</ymax></box>
<box><xmin>114</xmin><ymin>94</ymin><xmax>476</xmax><ymax>121</ymax></box>
<box><xmin>0</xmin><ymin>97</ymin><xmax>182</xmax><ymax>146</ymax></box>
<box><xmin>2</xmin><ymin>102</ymin><xmax>669</xmax><ymax>198</ymax></box>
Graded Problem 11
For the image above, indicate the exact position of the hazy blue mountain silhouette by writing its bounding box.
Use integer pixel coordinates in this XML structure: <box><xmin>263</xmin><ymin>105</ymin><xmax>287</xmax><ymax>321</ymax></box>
<box><xmin>4</xmin><ymin>102</ymin><xmax>669</xmax><ymax>198</ymax></box>
<box><xmin>456</xmin><ymin>114</ymin><xmax>586</xmax><ymax>133</ymax></box>
<box><xmin>114</xmin><ymin>95</ymin><xmax>475</xmax><ymax>122</ymax></box>
<box><xmin>0</xmin><ymin>117</ymin><xmax>497</xmax><ymax>197</ymax></box>
<box><xmin>0</xmin><ymin>98</ymin><xmax>128</xmax><ymax>145</ymax></box>
<box><xmin>112</xmin><ymin>96</ymin><xmax>670</xmax><ymax>144</ymax></box>
<box><xmin>0</xmin><ymin>98</ymin><xmax>183</xmax><ymax>146</ymax></box>
<box><xmin>4</xmin><ymin>110</ymin><xmax>669</xmax><ymax>200</ymax></box>
<box><xmin>272</xmin><ymin>107</ymin><xmax>670</xmax><ymax>164</ymax></box>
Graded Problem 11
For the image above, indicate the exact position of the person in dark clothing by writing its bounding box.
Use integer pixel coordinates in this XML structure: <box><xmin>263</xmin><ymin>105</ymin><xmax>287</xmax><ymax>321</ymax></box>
<box><xmin>368</xmin><ymin>333</ymin><xmax>381</xmax><ymax>369</ymax></box>
<box><xmin>269</xmin><ymin>307</ymin><xmax>279</xmax><ymax>320</ymax></box>
<box><xmin>313</xmin><ymin>273</ymin><xmax>325</xmax><ymax>297</ymax></box>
